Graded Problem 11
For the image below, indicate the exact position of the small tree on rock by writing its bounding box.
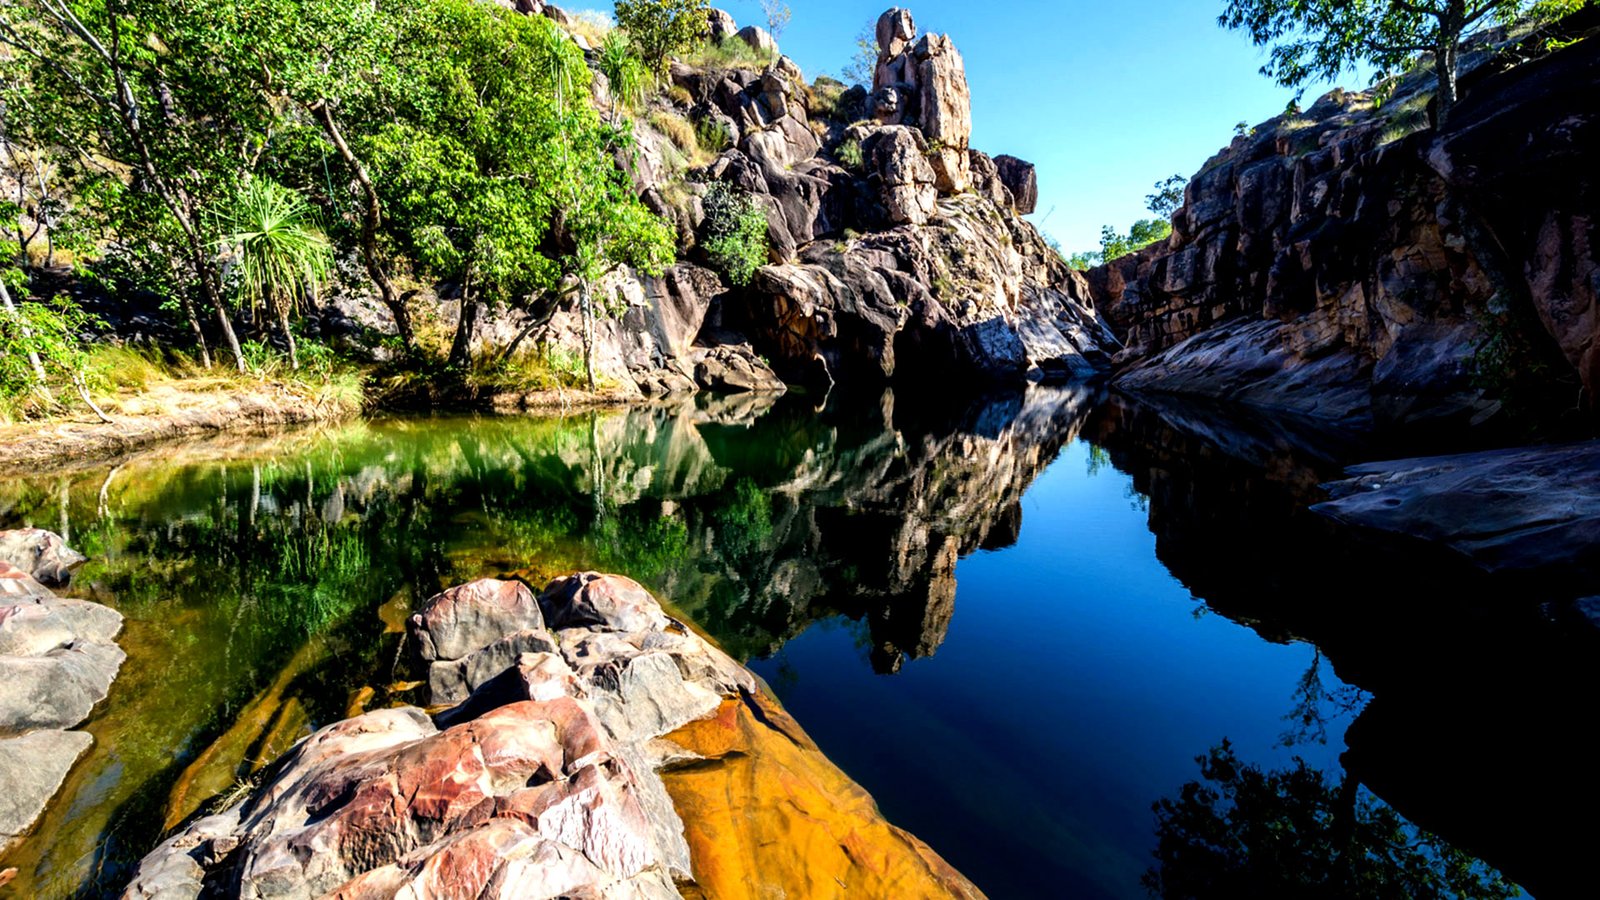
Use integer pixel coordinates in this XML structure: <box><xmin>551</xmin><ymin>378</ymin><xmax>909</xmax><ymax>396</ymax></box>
<box><xmin>1219</xmin><ymin>0</ymin><xmax>1585</xmax><ymax>126</ymax></box>
<box><xmin>614</xmin><ymin>0</ymin><xmax>710</xmax><ymax>75</ymax></box>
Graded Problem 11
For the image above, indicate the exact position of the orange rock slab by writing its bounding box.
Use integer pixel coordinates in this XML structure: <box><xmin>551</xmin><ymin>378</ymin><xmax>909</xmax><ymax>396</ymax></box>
<box><xmin>661</xmin><ymin>693</ymin><xmax>986</xmax><ymax>900</ymax></box>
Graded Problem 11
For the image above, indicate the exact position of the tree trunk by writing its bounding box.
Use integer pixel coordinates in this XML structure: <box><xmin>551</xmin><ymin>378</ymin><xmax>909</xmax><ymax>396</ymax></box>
<box><xmin>279</xmin><ymin>308</ymin><xmax>299</xmax><ymax>371</ymax></box>
<box><xmin>1434</xmin><ymin>41</ymin><xmax>1459</xmax><ymax>127</ymax></box>
<box><xmin>178</xmin><ymin>291</ymin><xmax>212</xmax><ymax>368</ymax></box>
<box><xmin>72</xmin><ymin>373</ymin><xmax>113</xmax><ymax>424</ymax></box>
<box><xmin>580</xmin><ymin>279</ymin><xmax>597</xmax><ymax>391</ymax></box>
<box><xmin>200</xmin><ymin>258</ymin><xmax>245</xmax><ymax>373</ymax></box>
<box><xmin>312</xmin><ymin>102</ymin><xmax>415</xmax><ymax>351</ymax></box>
<box><xmin>0</xmin><ymin>276</ymin><xmax>54</xmax><ymax>403</ymax></box>
<box><xmin>448</xmin><ymin>275</ymin><xmax>478</xmax><ymax>371</ymax></box>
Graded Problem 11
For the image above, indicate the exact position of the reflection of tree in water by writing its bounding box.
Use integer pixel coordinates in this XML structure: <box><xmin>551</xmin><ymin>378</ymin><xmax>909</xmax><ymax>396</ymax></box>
<box><xmin>1278</xmin><ymin>650</ymin><xmax>1370</xmax><ymax>749</ymax></box>
<box><xmin>1145</xmin><ymin>741</ymin><xmax>1517</xmax><ymax>900</ymax></box>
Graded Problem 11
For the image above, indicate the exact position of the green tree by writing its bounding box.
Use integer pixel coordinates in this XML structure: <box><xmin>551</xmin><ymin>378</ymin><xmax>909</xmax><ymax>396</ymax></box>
<box><xmin>760</xmin><ymin>0</ymin><xmax>791</xmax><ymax>39</ymax></box>
<box><xmin>598</xmin><ymin>32</ymin><xmax>650</xmax><ymax>126</ymax></box>
<box><xmin>231</xmin><ymin>0</ymin><xmax>427</xmax><ymax>352</ymax></box>
<box><xmin>700</xmin><ymin>182</ymin><xmax>768</xmax><ymax>287</ymax></box>
<box><xmin>1218</xmin><ymin>0</ymin><xmax>1579</xmax><ymax>126</ymax></box>
<box><xmin>1147</xmin><ymin>174</ymin><xmax>1188</xmax><ymax>219</ymax></box>
<box><xmin>614</xmin><ymin>0</ymin><xmax>710</xmax><ymax>75</ymax></box>
<box><xmin>214</xmin><ymin>179</ymin><xmax>333</xmax><ymax>371</ymax></box>
<box><xmin>0</xmin><ymin>0</ymin><xmax>270</xmax><ymax>371</ymax></box>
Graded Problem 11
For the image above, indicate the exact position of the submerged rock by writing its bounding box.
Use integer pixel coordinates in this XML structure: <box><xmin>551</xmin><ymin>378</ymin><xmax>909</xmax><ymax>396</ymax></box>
<box><xmin>126</xmin><ymin>573</ymin><xmax>983</xmax><ymax>899</ymax></box>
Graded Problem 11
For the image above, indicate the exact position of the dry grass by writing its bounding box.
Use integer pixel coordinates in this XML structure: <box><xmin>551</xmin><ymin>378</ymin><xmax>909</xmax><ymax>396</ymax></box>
<box><xmin>681</xmin><ymin>36</ymin><xmax>776</xmax><ymax>72</ymax></box>
<box><xmin>647</xmin><ymin>108</ymin><xmax>718</xmax><ymax>168</ymax></box>
<box><xmin>564</xmin><ymin>8</ymin><xmax>614</xmax><ymax>46</ymax></box>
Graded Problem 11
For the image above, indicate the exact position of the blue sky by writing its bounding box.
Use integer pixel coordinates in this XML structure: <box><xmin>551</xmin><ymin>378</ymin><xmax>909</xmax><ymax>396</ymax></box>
<box><xmin>577</xmin><ymin>1</ymin><xmax>1365</xmax><ymax>253</ymax></box>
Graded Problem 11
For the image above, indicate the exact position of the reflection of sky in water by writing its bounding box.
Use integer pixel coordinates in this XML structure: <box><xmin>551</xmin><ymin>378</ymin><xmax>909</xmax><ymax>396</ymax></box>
<box><xmin>752</xmin><ymin>439</ymin><xmax>1363</xmax><ymax>900</ymax></box>
<box><xmin>0</xmin><ymin>391</ymin><xmax>1525</xmax><ymax>899</ymax></box>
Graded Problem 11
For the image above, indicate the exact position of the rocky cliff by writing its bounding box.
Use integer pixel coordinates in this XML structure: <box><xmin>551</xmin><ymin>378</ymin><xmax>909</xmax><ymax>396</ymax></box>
<box><xmin>1092</xmin><ymin>12</ymin><xmax>1600</xmax><ymax>437</ymax></box>
<box><xmin>466</xmin><ymin>5</ymin><xmax>1117</xmax><ymax>399</ymax></box>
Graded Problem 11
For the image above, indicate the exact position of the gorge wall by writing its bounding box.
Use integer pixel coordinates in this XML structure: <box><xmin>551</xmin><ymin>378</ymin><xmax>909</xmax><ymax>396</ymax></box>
<box><xmin>1090</xmin><ymin>13</ymin><xmax>1600</xmax><ymax>437</ymax></box>
<box><xmin>450</xmin><ymin>5</ymin><xmax>1117</xmax><ymax>401</ymax></box>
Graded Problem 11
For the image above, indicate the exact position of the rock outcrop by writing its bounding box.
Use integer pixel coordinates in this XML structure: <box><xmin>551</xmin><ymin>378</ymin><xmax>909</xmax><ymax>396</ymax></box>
<box><xmin>1313</xmin><ymin>441</ymin><xmax>1600</xmax><ymax>591</ymax></box>
<box><xmin>623</xmin><ymin>6</ymin><xmax>1117</xmax><ymax>389</ymax></box>
<box><xmin>1094</xmin><ymin>15</ymin><xmax>1600</xmax><ymax>435</ymax></box>
<box><xmin>125</xmin><ymin>573</ymin><xmax>984</xmax><ymax>899</ymax></box>
<box><xmin>0</xmin><ymin>531</ymin><xmax>123</xmax><ymax>857</ymax></box>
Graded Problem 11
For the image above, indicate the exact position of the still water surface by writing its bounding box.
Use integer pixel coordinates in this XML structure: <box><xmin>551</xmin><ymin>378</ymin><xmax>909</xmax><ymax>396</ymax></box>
<box><xmin>0</xmin><ymin>386</ymin><xmax>1565</xmax><ymax>898</ymax></box>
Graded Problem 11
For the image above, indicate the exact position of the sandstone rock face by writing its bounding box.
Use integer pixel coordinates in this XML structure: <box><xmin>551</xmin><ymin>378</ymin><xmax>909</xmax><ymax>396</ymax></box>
<box><xmin>866</xmin><ymin>125</ymin><xmax>937</xmax><ymax>226</ymax></box>
<box><xmin>1094</xmin><ymin>30</ymin><xmax>1600</xmax><ymax>434</ymax></box>
<box><xmin>660</xmin><ymin>694</ymin><xmax>986</xmax><ymax>900</ymax></box>
<box><xmin>127</xmin><ymin>572</ymin><xmax>982</xmax><ymax>899</ymax></box>
<box><xmin>870</xmin><ymin>9</ymin><xmax>972</xmax><ymax>191</ymax></box>
<box><xmin>993</xmin><ymin>155</ymin><xmax>1038</xmax><ymax>216</ymax></box>
<box><xmin>0</xmin><ymin>533</ymin><xmax>124</xmax><ymax>857</ymax></box>
<box><xmin>641</xmin><ymin>8</ymin><xmax>1116</xmax><ymax>390</ymax></box>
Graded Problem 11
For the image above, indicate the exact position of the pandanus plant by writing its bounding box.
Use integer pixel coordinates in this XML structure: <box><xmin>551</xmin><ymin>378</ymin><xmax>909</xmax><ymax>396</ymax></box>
<box><xmin>214</xmin><ymin>180</ymin><xmax>333</xmax><ymax>371</ymax></box>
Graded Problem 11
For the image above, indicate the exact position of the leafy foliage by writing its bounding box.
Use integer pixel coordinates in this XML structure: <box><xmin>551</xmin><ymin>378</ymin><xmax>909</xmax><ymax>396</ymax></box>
<box><xmin>1217</xmin><ymin>0</ymin><xmax>1579</xmax><ymax>123</ymax></box>
<box><xmin>700</xmin><ymin>182</ymin><xmax>768</xmax><ymax>287</ymax></box>
<box><xmin>614</xmin><ymin>0</ymin><xmax>710</xmax><ymax>75</ymax></box>
<box><xmin>1147</xmin><ymin>174</ymin><xmax>1189</xmax><ymax>219</ymax></box>
<box><xmin>1145</xmin><ymin>741</ymin><xmax>1519</xmax><ymax>900</ymax></box>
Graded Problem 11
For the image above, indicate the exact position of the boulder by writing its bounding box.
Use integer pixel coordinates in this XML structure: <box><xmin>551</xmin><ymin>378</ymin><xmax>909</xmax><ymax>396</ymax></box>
<box><xmin>692</xmin><ymin>342</ymin><xmax>787</xmax><ymax>393</ymax></box>
<box><xmin>993</xmin><ymin>155</ymin><xmax>1038</xmax><ymax>215</ymax></box>
<box><xmin>0</xmin><ymin>539</ymin><xmax>122</xmax><ymax>858</ymax></box>
<box><xmin>968</xmin><ymin>150</ymin><xmax>1015</xmax><ymax>209</ymax></box>
<box><xmin>875</xmin><ymin>8</ymin><xmax>916</xmax><ymax>63</ymax></box>
<box><xmin>705</xmin><ymin>8</ymin><xmax>737</xmax><ymax>41</ymax></box>
<box><xmin>409</xmin><ymin>578</ymin><xmax>545</xmax><ymax>663</ymax></box>
<box><xmin>541</xmin><ymin>4</ymin><xmax>571</xmax><ymax>27</ymax></box>
<box><xmin>912</xmin><ymin>33</ymin><xmax>972</xmax><ymax>151</ymax></box>
<box><xmin>0</xmin><ymin>730</ymin><xmax>94</xmax><ymax>855</ymax></box>
<box><xmin>125</xmin><ymin>573</ymin><xmax>768</xmax><ymax>900</ymax></box>
<box><xmin>735</xmin><ymin>25</ymin><xmax>776</xmax><ymax>56</ymax></box>
<box><xmin>0</xmin><ymin>529</ymin><xmax>87</xmax><ymax>587</ymax></box>
<box><xmin>538</xmin><ymin>572</ymin><xmax>670</xmax><ymax>633</ymax></box>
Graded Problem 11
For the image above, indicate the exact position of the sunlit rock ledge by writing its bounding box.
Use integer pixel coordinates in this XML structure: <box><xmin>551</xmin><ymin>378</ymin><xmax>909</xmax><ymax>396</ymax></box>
<box><xmin>124</xmin><ymin>573</ymin><xmax>984</xmax><ymax>899</ymax></box>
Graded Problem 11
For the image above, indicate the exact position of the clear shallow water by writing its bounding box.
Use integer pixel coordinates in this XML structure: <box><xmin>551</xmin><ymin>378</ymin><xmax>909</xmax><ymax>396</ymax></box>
<box><xmin>0</xmin><ymin>387</ymin><xmax>1576</xmax><ymax>898</ymax></box>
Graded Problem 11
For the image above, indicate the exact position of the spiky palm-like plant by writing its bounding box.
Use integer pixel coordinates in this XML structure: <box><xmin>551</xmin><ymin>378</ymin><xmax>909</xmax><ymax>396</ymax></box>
<box><xmin>598</xmin><ymin>33</ymin><xmax>648</xmax><ymax>126</ymax></box>
<box><xmin>216</xmin><ymin>180</ymin><xmax>333</xmax><ymax>371</ymax></box>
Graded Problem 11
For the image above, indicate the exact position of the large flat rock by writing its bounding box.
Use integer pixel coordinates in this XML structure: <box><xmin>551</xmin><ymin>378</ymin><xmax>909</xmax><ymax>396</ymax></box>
<box><xmin>0</xmin><ymin>729</ymin><xmax>94</xmax><ymax>855</ymax></box>
<box><xmin>1313</xmin><ymin>441</ymin><xmax>1600</xmax><ymax>586</ymax></box>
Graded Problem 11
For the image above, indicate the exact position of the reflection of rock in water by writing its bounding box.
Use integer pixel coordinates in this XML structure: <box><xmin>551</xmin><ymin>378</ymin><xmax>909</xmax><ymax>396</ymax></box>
<box><xmin>1090</xmin><ymin>395</ymin><xmax>1600</xmax><ymax>900</ymax></box>
<box><xmin>693</xmin><ymin>385</ymin><xmax>1096</xmax><ymax>673</ymax></box>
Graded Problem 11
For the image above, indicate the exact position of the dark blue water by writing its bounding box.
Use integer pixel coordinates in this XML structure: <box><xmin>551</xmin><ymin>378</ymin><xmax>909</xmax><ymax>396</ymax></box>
<box><xmin>751</xmin><ymin>438</ymin><xmax>1355</xmax><ymax>899</ymax></box>
<box><xmin>2</xmin><ymin>386</ymin><xmax>1574</xmax><ymax>899</ymax></box>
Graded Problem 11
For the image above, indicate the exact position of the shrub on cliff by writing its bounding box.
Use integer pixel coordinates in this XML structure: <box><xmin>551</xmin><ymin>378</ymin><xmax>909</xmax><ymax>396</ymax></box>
<box><xmin>700</xmin><ymin>183</ymin><xmax>768</xmax><ymax>287</ymax></box>
<box><xmin>615</xmin><ymin>0</ymin><xmax>710</xmax><ymax>75</ymax></box>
